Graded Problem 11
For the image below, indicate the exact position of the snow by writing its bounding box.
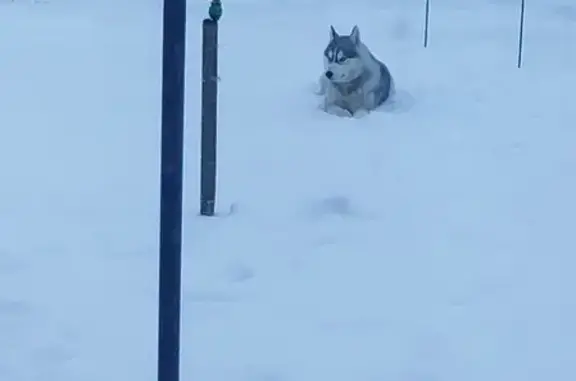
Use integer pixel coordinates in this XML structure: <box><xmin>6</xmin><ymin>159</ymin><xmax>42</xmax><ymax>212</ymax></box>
<box><xmin>1</xmin><ymin>0</ymin><xmax>576</xmax><ymax>380</ymax></box>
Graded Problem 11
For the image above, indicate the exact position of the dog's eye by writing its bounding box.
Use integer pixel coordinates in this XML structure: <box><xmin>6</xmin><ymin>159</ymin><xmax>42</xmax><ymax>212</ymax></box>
<box><xmin>339</xmin><ymin>57</ymin><xmax>348</xmax><ymax>63</ymax></box>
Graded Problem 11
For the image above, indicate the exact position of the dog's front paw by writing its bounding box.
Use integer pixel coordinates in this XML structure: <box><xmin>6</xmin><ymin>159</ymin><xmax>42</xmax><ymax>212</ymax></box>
<box><xmin>352</xmin><ymin>109</ymin><xmax>369</xmax><ymax>118</ymax></box>
<box><xmin>324</xmin><ymin>104</ymin><xmax>352</xmax><ymax>117</ymax></box>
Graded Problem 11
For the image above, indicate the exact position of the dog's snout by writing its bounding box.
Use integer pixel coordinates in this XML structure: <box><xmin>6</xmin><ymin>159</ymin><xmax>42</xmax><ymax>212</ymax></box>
<box><xmin>325</xmin><ymin>71</ymin><xmax>333</xmax><ymax>79</ymax></box>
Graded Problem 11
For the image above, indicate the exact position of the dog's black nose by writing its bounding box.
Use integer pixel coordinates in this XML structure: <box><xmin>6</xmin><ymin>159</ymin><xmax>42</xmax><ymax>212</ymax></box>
<box><xmin>325</xmin><ymin>71</ymin><xmax>333</xmax><ymax>79</ymax></box>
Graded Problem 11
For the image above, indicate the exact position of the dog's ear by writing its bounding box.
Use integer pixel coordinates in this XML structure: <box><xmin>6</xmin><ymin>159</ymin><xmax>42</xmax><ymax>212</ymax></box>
<box><xmin>330</xmin><ymin>25</ymin><xmax>338</xmax><ymax>40</ymax></box>
<box><xmin>350</xmin><ymin>25</ymin><xmax>360</xmax><ymax>45</ymax></box>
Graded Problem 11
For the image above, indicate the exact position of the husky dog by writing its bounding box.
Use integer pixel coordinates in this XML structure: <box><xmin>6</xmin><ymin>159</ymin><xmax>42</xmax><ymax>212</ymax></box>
<box><xmin>317</xmin><ymin>25</ymin><xmax>393</xmax><ymax>117</ymax></box>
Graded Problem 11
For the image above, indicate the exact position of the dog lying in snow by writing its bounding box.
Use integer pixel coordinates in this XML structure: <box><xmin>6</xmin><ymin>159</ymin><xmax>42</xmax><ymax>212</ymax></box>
<box><xmin>316</xmin><ymin>25</ymin><xmax>394</xmax><ymax>117</ymax></box>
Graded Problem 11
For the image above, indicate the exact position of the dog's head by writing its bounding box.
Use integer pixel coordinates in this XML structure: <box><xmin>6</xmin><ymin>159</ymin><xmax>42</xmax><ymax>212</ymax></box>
<box><xmin>323</xmin><ymin>25</ymin><xmax>364</xmax><ymax>84</ymax></box>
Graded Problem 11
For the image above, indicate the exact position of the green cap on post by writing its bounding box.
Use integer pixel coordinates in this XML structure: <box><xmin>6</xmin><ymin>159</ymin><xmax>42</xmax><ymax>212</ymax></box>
<box><xmin>208</xmin><ymin>0</ymin><xmax>222</xmax><ymax>21</ymax></box>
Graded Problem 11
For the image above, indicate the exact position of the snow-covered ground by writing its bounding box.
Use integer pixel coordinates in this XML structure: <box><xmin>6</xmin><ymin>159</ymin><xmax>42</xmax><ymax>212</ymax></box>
<box><xmin>1</xmin><ymin>0</ymin><xmax>576</xmax><ymax>380</ymax></box>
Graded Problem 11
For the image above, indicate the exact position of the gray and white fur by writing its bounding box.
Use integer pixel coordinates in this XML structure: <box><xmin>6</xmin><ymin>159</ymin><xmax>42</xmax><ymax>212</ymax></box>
<box><xmin>317</xmin><ymin>25</ymin><xmax>393</xmax><ymax>117</ymax></box>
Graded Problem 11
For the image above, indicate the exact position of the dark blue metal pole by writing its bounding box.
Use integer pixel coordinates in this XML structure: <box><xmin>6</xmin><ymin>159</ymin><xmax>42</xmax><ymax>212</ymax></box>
<box><xmin>517</xmin><ymin>0</ymin><xmax>526</xmax><ymax>68</ymax></box>
<box><xmin>158</xmin><ymin>0</ymin><xmax>186</xmax><ymax>380</ymax></box>
<box><xmin>423</xmin><ymin>0</ymin><xmax>430</xmax><ymax>47</ymax></box>
<box><xmin>200</xmin><ymin>0</ymin><xmax>222</xmax><ymax>216</ymax></box>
